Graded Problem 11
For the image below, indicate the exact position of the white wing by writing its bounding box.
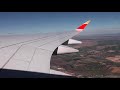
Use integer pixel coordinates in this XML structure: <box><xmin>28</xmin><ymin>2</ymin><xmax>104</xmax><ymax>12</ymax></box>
<box><xmin>0</xmin><ymin>20</ymin><xmax>91</xmax><ymax>77</ymax></box>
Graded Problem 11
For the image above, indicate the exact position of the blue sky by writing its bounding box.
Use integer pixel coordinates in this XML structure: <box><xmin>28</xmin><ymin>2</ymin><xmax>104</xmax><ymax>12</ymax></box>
<box><xmin>0</xmin><ymin>12</ymin><xmax>120</xmax><ymax>35</ymax></box>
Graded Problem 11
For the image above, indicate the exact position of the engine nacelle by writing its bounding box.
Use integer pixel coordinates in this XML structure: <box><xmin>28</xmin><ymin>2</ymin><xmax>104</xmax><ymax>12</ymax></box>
<box><xmin>62</xmin><ymin>39</ymin><xmax>82</xmax><ymax>45</ymax></box>
<box><xmin>68</xmin><ymin>39</ymin><xmax>82</xmax><ymax>44</ymax></box>
<box><xmin>57</xmin><ymin>45</ymin><xmax>79</xmax><ymax>54</ymax></box>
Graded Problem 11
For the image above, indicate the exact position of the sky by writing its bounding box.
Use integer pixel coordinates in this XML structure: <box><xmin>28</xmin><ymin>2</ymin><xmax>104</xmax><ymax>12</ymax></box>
<box><xmin>0</xmin><ymin>12</ymin><xmax>120</xmax><ymax>35</ymax></box>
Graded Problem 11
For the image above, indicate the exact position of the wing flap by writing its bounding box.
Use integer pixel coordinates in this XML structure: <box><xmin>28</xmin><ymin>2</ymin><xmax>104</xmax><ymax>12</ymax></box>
<box><xmin>0</xmin><ymin>45</ymin><xmax>21</xmax><ymax>68</ymax></box>
<box><xmin>3</xmin><ymin>45</ymin><xmax>53</xmax><ymax>73</ymax></box>
<box><xmin>4</xmin><ymin>59</ymin><xmax>29</xmax><ymax>71</ymax></box>
<box><xmin>3</xmin><ymin>45</ymin><xmax>36</xmax><ymax>71</ymax></box>
<box><xmin>27</xmin><ymin>48</ymin><xmax>52</xmax><ymax>73</ymax></box>
<box><xmin>10</xmin><ymin>45</ymin><xmax>36</xmax><ymax>62</ymax></box>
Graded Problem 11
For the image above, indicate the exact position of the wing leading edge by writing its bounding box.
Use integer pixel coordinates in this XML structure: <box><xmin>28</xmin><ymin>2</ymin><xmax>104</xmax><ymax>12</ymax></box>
<box><xmin>0</xmin><ymin>20</ymin><xmax>91</xmax><ymax>76</ymax></box>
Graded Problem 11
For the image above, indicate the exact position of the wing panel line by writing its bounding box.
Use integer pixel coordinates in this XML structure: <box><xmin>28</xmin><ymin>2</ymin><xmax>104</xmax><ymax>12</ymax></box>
<box><xmin>0</xmin><ymin>45</ymin><xmax>22</xmax><ymax>70</ymax></box>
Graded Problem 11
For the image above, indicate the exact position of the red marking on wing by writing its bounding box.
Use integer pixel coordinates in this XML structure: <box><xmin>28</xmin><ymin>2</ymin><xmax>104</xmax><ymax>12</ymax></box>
<box><xmin>77</xmin><ymin>24</ymin><xmax>87</xmax><ymax>29</ymax></box>
<box><xmin>76</xmin><ymin>20</ymin><xmax>91</xmax><ymax>32</ymax></box>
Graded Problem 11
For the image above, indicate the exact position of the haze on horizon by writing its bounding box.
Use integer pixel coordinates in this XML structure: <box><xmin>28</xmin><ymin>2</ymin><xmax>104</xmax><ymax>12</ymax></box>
<box><xmin>0</xmin><ymin>12</ymin><xmax>120</xmax><ymax>35</ymax></box>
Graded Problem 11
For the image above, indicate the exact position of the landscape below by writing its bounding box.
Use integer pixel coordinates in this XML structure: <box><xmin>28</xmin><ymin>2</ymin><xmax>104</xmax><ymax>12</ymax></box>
<box><xmin>51</xmin><ymin>33</ymin><xmax>120</xmax><ymax>78</ymax></box>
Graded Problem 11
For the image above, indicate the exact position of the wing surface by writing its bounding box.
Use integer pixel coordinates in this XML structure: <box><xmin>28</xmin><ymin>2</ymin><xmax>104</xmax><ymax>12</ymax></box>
<box><xmin>0</xmin><ymin>20</ymin><xmax>91</xmax><ymax>75</ymax></box>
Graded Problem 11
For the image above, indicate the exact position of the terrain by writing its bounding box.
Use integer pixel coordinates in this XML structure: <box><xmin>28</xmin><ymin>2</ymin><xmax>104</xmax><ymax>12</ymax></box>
<box><xmin>50</xmin><ymin>33</ymin><xmax>120</xmax><ymax>78</ymax></box>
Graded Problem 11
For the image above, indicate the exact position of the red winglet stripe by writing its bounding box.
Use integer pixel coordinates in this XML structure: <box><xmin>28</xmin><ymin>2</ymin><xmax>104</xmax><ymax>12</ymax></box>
<box><xmin>77</xmin><ymin>24</ymin><xmax>87</xmax><ymax>29</ymax></box>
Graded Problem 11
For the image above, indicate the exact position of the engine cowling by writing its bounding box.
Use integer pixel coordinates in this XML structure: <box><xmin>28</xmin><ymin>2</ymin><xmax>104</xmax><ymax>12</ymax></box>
<box><xmin>68</xmin><ymin>39</ymin><xmax>82</xmax><ymax>44</ymax></box>
<box><xmin>57</xmin><ymin>45</ymin><xmax>79</xmax><ymax>54</ymax></box>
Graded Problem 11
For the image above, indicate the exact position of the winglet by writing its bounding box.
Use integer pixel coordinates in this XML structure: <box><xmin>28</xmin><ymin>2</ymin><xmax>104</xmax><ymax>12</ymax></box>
<box><xmin>76</xmin><ymin>20</ymin><xmax>91</xmax><ymax>32</ymax></box>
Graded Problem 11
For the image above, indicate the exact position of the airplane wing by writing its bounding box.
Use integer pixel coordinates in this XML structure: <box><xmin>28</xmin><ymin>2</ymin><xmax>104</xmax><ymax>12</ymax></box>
<box><xmin>0</xmin><ymin>20</ymin><xmax>91</xmax><ymax>76</ymax></box>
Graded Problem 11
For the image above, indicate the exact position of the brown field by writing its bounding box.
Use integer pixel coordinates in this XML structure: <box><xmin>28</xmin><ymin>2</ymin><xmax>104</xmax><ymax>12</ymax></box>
<box><xmin>110</xmin><ymin>67</ymin><xmax>120</xmax><ymax>74</ymax></box>
<box><xmin>106</xmin><ymin>55</ymin><xmax>120</xmax><ymax>63</ymax></box>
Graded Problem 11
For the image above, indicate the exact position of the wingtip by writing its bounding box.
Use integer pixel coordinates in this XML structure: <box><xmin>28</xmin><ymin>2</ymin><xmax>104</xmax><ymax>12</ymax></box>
<box><xmin>76</xmin><ymin>20</ymin><xmax>91</xmax><ymax>32</ymax></box>
<box><xmin>84</xmin><ymin>20</ymin><xmax>91</xmax><ymax>24</ymax></box>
